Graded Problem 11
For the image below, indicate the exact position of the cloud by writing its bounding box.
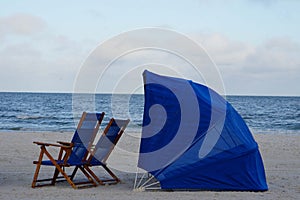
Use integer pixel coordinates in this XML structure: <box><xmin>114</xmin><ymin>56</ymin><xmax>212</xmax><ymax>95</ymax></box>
<box><xmin>242</xmin><ymin>37</ymin><xmax>300</xmax><ymax>74</ymax></box>
<box><xmin>192</xmin><ymin>33</ymin><xmax>254</xmax><ymax>66</ymax></box>
<box><xmin>74</xmin><ymin>30</ymin><xmax>300</xmax><ymax>95</ymax></box>
<box><xmin>0</xmin><ymin>24</ymin><xmax>299</xmax><ymax>95</ymax></box>
<box><xmin>0</xmin><ymin>34</ymin><xmax>87</xmax><ymax>92</ymax></box>
<box><xmin>191</xmin><ymin>33</ymin><xmax>300</xmax><ymax>74</ymax></box>
<box><xmin>0</xmin><ymin>13</ymin><xmax>46</xmax><ymax>39</ymax></box>
<box><xmin>189</xmin><ymin>33</ymin><xmax>300</xmax><ymax>95</ymax></box>
<box><xmin>0</xmin><ymin>11</ymin><xmax>97</xmax><ymax>92</ymax></box>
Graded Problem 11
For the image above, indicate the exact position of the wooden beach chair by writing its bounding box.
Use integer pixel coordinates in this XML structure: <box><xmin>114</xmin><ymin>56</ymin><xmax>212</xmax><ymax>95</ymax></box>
<box><xmin>83</xmin><ymin>118</ymin><xmax>130</xmax><ymax>185</ymax></box>
<box><xmin>32</xmin><ymin>112</ymin><xmax>105</xmax><ymax>189</ymax></box>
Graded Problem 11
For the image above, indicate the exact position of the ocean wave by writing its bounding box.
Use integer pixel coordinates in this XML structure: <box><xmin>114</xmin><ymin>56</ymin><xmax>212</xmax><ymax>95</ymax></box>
<box><xmin>15</xmin><ymin>115</ymin><xmax>61</xmax><ymax>120</ymax></box>
<box><xmin>242</xmin><ymin>116</ymin><xmax>253</xmax><ymax>120</ymax></box>
<box><xmin>16</xmin><ymin>115</ymin><xmax>43</xmax><ymax>120</ymax></box>
<box><xmin>290</xmin><ymin>124</ymin><xmax>300</xmax><ymax>130</ymax></box>
<box><xmin>9</xmin><ymin>127</ymin><xmax>22</xmax><ymax>131</ymax></box>
<box><xmin>0</xmin><ymin>114</ymin><xmax>18</xmax><ymax>119</ymax></box>
<box><xmin>0</xmin><ymin>127</ymin><xmax>23</xmax><ymax>131</ymax></box>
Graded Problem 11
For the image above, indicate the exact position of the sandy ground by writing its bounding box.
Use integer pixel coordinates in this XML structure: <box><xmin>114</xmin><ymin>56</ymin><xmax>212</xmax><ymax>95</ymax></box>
<box><xmin>0</xmin><ymin>131</ymin><xmax>299</xmax><ymax>200</ymax></box>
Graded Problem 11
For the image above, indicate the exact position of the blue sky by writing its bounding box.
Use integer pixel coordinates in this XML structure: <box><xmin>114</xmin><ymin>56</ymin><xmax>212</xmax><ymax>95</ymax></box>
<box><xmin>0</xmin><ymin>0</ymin><xmax>299</xmax><ymax>96</ymax></box>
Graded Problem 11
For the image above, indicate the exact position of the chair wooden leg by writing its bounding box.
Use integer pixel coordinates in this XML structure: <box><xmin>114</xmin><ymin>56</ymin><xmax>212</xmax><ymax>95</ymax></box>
<box><xmin>78</xmin><ymin>166</ymin><xmax>98</xmax><ymax>187</ymax></box>
<box><xmin>84</xmin><ymin>166</ymin><xmax>105</xmax><ymax>185</ymax></box>
<box><xmin>32</xmin><ymin>147</ymin><xmax>45</xmax><ymax>188</ymax></box>
<box><xmin>84</xmin><ymin>165</ymin><xmax>120</xmax><ymax>185</ymax></box>
<box><xmin>102</xmin><ymin>165</ymin><xmax>120</xmax><ymax>183</ymax></box>
<box><xmin>70</xmin><ymin>166</ymin><xmax>79</xmax><ymax>181</ymax></box>
<box><xmin>51</xmin><ymin>168</ymin><xmax>60</xmax><ymax>185</ymax></box>
<box><xmin>43</xmin><ymin>149</ymin><xmax>77</xmax><ymax>189</ymax></box>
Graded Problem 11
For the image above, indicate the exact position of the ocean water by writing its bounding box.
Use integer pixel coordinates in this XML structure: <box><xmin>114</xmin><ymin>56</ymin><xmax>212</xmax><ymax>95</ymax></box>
<box><xmin>0</xmin><ymin>92</ymin><xmax>299</xmax><ymax>134</ymax></box>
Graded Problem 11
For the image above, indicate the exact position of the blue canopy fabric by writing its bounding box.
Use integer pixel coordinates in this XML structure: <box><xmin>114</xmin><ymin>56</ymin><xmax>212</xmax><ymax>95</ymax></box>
<box><xmin>138</xmin><ymin>70</ymin><xmax>268</xmax><ymax>191</ymax></box>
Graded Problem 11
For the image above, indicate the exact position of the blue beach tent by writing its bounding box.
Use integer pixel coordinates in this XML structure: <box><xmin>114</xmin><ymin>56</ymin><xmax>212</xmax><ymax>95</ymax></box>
<box><xmin>136</xmin><ymin>70</ymin><xmax>268</xmax><ymax>191</ymax></box>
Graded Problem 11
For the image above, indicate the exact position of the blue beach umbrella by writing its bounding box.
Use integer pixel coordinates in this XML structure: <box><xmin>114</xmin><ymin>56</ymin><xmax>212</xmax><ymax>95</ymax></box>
<box><xmin>135</xmin><ymin>70</ymin><xmax>268</xmax><ymax>191</ymax></box>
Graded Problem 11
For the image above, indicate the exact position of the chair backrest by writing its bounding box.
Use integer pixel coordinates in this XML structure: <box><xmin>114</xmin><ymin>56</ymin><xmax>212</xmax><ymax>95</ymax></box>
<box><xmin>89</xmin><ymin>118</ymin><xmax>130</xmax><ymax>164</ymax></box>
<box><xmin>68</xmin><ymin>112</ymin><xmax>105</xmax><ymax>163</ymax></box>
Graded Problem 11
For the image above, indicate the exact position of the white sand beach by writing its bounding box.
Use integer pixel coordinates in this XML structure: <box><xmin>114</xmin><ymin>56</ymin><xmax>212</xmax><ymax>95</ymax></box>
<box><xmin>0</xmin><ymin>132</ymin><xmax>299</xmax><ymax>200</ymax></box>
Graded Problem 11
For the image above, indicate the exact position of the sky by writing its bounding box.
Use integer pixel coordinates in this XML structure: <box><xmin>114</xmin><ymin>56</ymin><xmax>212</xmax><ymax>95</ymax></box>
<box><xmin>0</xmin><ymin>0</ymin><xmax>299</xmax><ymax>96</ymax></box>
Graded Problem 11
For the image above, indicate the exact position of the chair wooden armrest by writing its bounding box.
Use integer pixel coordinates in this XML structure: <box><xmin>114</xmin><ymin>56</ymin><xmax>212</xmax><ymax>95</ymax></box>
<box><xmin>33</xmin><ymin>141</ymin><xmax>72</xmax><ymax>149</ymax></box>
<box><xmin>57</xmin><ymin>141</ymin><xmax>73</xmax><ymax>146</ymax></box>
<box><xmin>33</xmin><ymin>141</ymin><xmax>74</xmax><ymax>163</ymax></box>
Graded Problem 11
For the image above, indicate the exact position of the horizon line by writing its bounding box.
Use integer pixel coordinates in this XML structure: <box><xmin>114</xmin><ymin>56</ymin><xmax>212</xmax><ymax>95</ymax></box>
<box><xmin>0</xmin><ymin>91</ymin><xmax>299</xmax><ymax>98</ymax></box>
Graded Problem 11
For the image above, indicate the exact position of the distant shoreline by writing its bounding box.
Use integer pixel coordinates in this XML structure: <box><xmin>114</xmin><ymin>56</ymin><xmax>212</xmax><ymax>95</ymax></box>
<box><xmin>0</xmin><ymin>91</ymin><xmax>299</xmax><ymax>97</ymax></box>
<box><xmin>0</xmin><ymin>130</ymin><xmax>299</xmax><ymax>135</ymax></box>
